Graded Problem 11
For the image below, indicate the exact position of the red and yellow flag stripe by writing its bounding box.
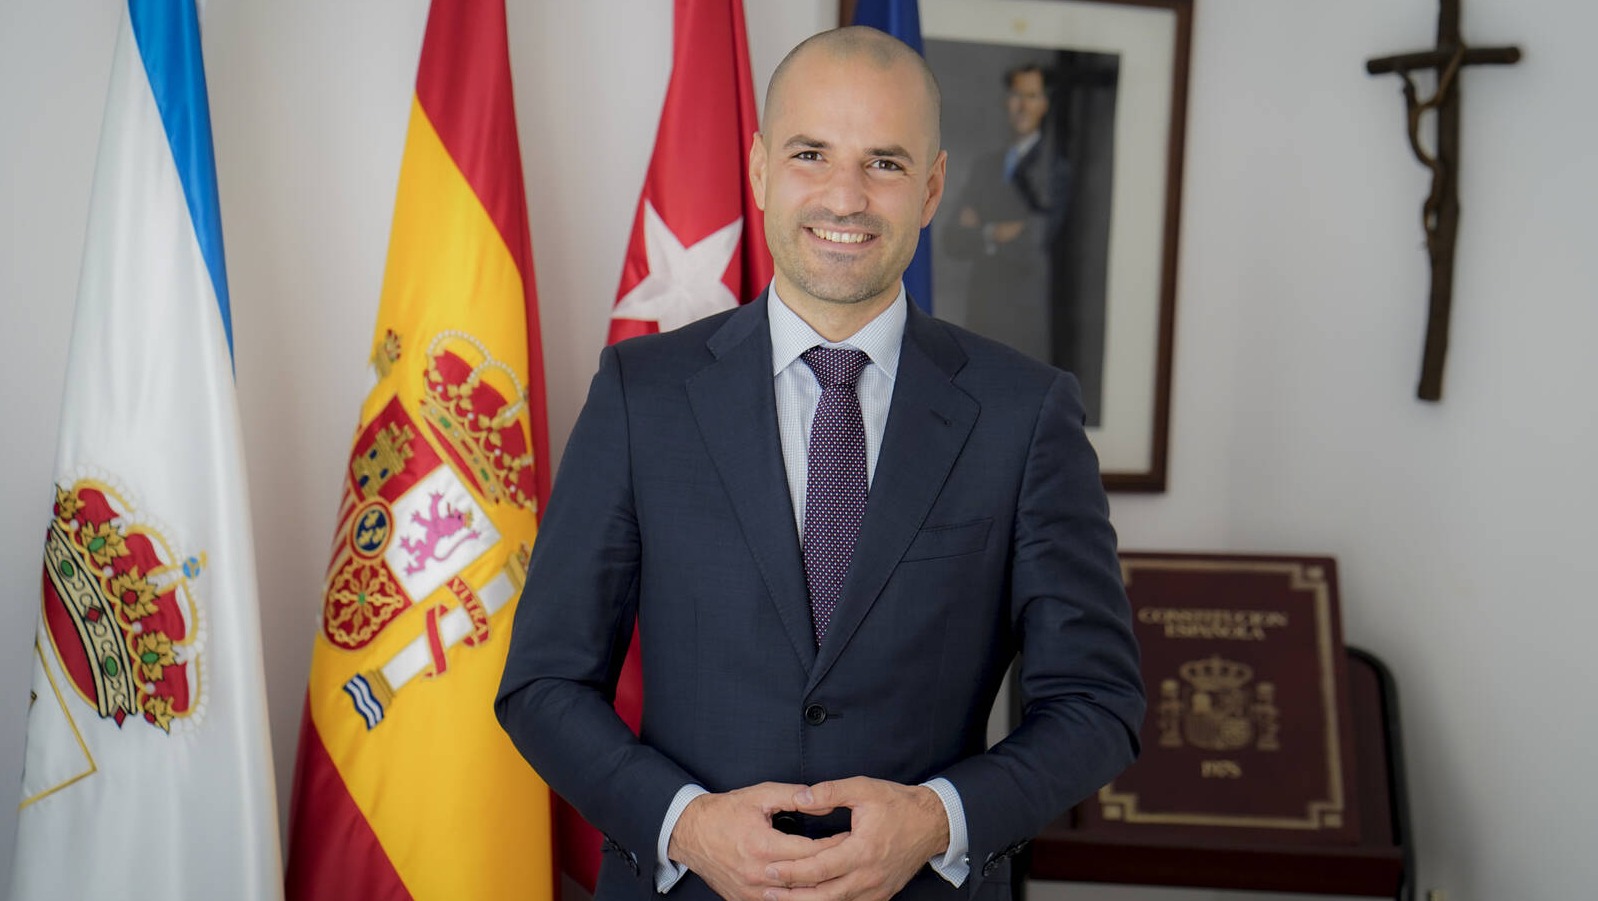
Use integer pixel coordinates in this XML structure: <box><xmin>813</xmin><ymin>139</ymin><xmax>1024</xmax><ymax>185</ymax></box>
<box><xmin>286</xmin><ymin>2</ymin><xmax>552</xmax><ymax>899</ymax></box>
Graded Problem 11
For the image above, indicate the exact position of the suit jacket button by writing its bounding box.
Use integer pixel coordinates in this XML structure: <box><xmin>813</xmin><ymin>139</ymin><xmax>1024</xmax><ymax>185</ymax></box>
<box><xmin>804</xmin><ymin>704</ymin><xmax>828</xmax><ymax>725</ymax></box>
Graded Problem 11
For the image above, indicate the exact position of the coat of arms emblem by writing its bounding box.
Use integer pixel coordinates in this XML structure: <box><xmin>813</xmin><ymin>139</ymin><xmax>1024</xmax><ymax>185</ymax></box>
<box><xmin>40</xmin><ymin>478</ymin><xmax>203</xmax><ymax>733</ymax></box>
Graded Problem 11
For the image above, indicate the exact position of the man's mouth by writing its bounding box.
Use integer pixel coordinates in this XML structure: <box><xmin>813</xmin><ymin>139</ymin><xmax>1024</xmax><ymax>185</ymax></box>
<box><xmin>808</xmin><ymin>227</ymin><xmax>873</xmax><ymax>245</ymax></box>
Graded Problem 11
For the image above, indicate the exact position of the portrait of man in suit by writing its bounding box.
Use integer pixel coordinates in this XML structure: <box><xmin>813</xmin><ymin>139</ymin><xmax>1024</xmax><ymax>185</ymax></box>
<box><xmin>927</xmin><ymin>41</ymin><xmax>1121</xmax><ymax>428</ymax></box>
<box><xmin>497</xmin><ymin>25</ymin><xmax>1144</xmax><ymax>901</ymax></box>
<box><xmin>940</xmin><ymin>63</ymin><xmax>1071</xmax><ymax>365</ymax></box>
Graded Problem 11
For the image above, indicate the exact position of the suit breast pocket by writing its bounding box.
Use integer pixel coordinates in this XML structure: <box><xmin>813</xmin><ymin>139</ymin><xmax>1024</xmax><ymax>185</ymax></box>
<box><xmin>901</xmin><ymin>517</ymin><xmax>993</xmax><ymax>562</ymax></box>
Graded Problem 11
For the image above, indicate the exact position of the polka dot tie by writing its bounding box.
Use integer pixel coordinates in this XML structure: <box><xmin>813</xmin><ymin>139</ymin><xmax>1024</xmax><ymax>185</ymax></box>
<box><xmin>800</xmin><ymin>346</ymin><xmax>870</xmax><ymax>644</ymax></box>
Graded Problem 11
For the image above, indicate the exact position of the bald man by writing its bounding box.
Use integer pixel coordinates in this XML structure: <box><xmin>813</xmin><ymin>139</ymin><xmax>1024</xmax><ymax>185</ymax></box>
<box><xmin>497</xmin><ymin>27</ymin><xmax>1143</xmax><ymax>901</ymax></box>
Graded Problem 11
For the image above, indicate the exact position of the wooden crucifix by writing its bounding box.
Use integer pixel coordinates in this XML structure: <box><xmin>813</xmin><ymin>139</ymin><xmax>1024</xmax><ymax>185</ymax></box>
<box><xmin>1367</xmin><ymin>0</ymin><xmax>1519</xmax><ymax>401</ymax></box>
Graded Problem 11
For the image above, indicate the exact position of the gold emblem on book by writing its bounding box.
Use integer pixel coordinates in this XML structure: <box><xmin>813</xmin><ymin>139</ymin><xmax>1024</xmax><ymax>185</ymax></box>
<box><xmin>1157</xmin><ymin>655</ymin><xmax>1281</xmax><ymax>752</ymax></box>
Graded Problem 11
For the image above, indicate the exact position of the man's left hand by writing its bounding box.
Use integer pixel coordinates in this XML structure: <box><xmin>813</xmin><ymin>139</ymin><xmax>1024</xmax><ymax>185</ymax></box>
<box><xmin>761</xmin><ymin>777</ymin><xmax>949</xmax><ymax>901</ymax></box>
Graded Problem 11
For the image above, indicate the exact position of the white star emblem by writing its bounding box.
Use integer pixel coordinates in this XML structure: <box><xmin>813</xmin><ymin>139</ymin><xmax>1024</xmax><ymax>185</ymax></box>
<box><xmin>611</xmin><ymin>200</ymin><xmax>743</xmax><ymax>332</ymax></box>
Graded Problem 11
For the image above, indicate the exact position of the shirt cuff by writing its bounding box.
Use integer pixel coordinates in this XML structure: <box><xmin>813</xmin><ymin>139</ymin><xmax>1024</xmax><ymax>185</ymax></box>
<box><xmin>656</xmin><ymin>783</ymin><xmax>708</xmax><ymax>893</ymax></box>
<box><xmin>921</xmin><ymin>777</ymin><xmax>970</xmax><ymax>886</ymax></box>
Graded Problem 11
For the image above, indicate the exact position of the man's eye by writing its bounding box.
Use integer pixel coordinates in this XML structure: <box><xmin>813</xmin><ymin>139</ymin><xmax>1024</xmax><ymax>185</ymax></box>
<box><xmin>793</xmin><ymin>150</ymin><xmax>822</xmax><ymax>161</ymax></box>
<box><xmin>870</xmin><ymin>159</ymin><xmax>905</xmax><ymax>172</ymax></box>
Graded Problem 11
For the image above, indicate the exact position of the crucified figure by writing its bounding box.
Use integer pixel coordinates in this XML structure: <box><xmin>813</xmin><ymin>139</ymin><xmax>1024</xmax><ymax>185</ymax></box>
<box><xmin>1367</xmin><ymin>0</ymin><xmax>1519</xmax><ymax>401</ymax></box>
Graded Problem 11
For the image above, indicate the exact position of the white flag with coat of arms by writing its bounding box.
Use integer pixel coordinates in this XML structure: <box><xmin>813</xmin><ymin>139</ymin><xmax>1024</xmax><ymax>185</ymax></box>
<box><xmin>11</xmin><ymin>2</ymin><xmax>282</xmax><ymax>899</ymax></box>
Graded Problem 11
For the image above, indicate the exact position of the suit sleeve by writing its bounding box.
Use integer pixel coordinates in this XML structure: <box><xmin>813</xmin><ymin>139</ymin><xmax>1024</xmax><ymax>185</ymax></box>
<box><xmin>937</xmin><ymin>371</ymin><xmax>1145</xmax><ymax>893</ymax></box>
<box><xmin>495</xmin><ymin>345</ymin><xmax>695</xmax><ymax>869</ymax></box>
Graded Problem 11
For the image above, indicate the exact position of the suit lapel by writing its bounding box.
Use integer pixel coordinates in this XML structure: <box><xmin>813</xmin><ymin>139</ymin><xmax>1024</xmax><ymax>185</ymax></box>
<box><xmin>808</xmin><ymin>306</ymin><xmax>978</xmax><ymax>690</ymax></box>
<box><xmin>686</xmin><ymin>294</ymin><xmax>817</xmax><ymax>672</ymax></box>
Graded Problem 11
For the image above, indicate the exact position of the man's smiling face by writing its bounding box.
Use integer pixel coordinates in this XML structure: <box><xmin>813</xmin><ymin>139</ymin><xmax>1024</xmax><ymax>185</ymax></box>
<box><xmin>750</xmin><ymin>43</ymin><xmax>945</xmax><ymax>317</ymax></box>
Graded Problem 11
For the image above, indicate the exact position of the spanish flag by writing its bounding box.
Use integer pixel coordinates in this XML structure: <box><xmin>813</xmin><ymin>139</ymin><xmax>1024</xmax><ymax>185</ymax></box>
<box><xmin>284</xmin><ymin>1</ymin><xmax>553</xmax><ymax>899</ymax></box>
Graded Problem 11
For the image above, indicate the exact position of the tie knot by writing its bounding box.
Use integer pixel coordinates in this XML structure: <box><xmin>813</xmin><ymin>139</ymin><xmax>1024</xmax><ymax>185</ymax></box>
<box><xmin>801</xmin><ymin>346</ymin><xmax>870</xmax><ymax>390</ymax></box>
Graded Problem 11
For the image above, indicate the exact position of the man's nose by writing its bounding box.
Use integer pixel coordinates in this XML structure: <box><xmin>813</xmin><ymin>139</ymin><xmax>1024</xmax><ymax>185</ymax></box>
<box><xmin>820</xmin><ymin>164</ymin><xmax>869</xmax><ymax>217</ymax></box>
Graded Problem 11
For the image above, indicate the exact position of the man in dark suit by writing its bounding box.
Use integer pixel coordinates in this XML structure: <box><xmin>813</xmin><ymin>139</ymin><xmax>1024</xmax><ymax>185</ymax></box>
<box><xmin>496</xmin><ymin>26</ymin><xmax>1142</xmax><ymax>901</ymax></box>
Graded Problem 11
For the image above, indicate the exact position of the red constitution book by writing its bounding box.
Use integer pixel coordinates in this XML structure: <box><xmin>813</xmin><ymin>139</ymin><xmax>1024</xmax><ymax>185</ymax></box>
<box><xmin>1075</xmin><ymin>552</ymin><xmax>1362</xmax><ymax>846</ymax></box>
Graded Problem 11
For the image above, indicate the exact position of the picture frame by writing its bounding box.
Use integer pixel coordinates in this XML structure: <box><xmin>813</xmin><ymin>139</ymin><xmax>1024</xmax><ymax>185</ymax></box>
<box><xmin>840</xmin><ymin>0</ymin><xmax>1191</xmax><ymax>492</ymax></box>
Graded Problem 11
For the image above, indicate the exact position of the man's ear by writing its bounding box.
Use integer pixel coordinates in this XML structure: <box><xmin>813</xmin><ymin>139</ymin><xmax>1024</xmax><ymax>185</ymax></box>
<box><xmin>921</xmin><ymin>149</ymin><xmax>948</xmax><ymax>227</ymax></box>
<box><xmin>749</xmin><ymin>133</ymin><xmax>768</xmax><ymax>211</ymax></box>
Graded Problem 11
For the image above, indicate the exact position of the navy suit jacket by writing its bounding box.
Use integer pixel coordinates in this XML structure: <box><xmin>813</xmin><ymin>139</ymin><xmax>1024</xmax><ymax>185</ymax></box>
<box><xmin>496</xmin><ymin>294</ymin><xmax>1144</xmax><ymax>900</ymax></box>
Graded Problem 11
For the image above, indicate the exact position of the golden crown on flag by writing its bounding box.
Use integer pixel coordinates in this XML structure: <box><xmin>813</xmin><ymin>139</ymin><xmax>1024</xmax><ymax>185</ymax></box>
<box><xmin>419</xmin><ymin>331</ymin><xmax>537</xmax><ymax>511</ymax></box>
<box><xmin>40</xmin><ymin>480</ymin><xmax>200</xmax><ymax>733</ymax></box>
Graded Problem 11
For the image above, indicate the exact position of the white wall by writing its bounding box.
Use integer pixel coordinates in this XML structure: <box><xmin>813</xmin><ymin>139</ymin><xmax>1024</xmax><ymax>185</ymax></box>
<box><xmin>3</xmin><ymin>1</ymin><xmax>1594</xmax><ymax>900</ymax></box>
<box><xmin>1110</xmin><ymin>1</ymin><xmax>1598</xmax><ymax>897</ymax></box>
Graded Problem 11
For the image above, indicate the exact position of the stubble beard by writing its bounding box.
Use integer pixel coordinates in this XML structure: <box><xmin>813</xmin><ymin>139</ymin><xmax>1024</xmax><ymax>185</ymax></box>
<box><xmin>775</xmin><ymin>212</ymin><xmax>904</xmax><ymax>308</ymax></box>
<box><xmin>787</xmin><ymin>264</ymin><xmax>893</xmax><ymax>308</ymax></box>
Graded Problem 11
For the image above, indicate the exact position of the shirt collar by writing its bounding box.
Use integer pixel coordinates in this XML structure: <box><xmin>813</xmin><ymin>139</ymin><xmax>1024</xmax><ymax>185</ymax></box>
<box><xmin>1010</xmin><ymin>130</ymin><xmax>1042</xmax><ymax>159</ymax></box>
<box><xmin>768</xmin><ymin>282</ymin><xmax>906</xmax><ymax>380</ymax></box>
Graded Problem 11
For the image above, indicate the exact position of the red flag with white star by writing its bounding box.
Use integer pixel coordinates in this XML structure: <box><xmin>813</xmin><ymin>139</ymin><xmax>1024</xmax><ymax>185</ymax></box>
<box><xmin>554</xmin><ymin>0</ymin><xmax>771</xmax><ymax>891</ymax></box>
<box><xmin>606</xmin><ymin>0</ymin><xmax>771</xmax><ymax>342</ymax></box>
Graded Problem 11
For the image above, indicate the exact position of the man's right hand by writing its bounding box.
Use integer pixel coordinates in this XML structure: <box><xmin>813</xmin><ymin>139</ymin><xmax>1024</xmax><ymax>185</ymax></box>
<box><xmin>667</xmin><ymin>783</ymin><xmax>841</xmax><ymax>901</ymax></box>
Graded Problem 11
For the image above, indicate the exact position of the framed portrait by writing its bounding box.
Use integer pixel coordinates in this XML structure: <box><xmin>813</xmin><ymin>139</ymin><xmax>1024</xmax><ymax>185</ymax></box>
<box><xmin>843</xmin><ymin>0</ymin><xmax>1191</xmax><ymax>491</ymax></box>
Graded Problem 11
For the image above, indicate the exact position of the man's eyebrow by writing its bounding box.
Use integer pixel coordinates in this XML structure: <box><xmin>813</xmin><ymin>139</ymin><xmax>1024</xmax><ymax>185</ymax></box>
<box><xmin>781</xmin><ymin>134</ymin><xmax>829</xmax><ymax>151</ymax></box>
<box><xmin>865</xmin><ymin>144</ymin><xmax>915</xmax><ymax>162</ymax></box>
